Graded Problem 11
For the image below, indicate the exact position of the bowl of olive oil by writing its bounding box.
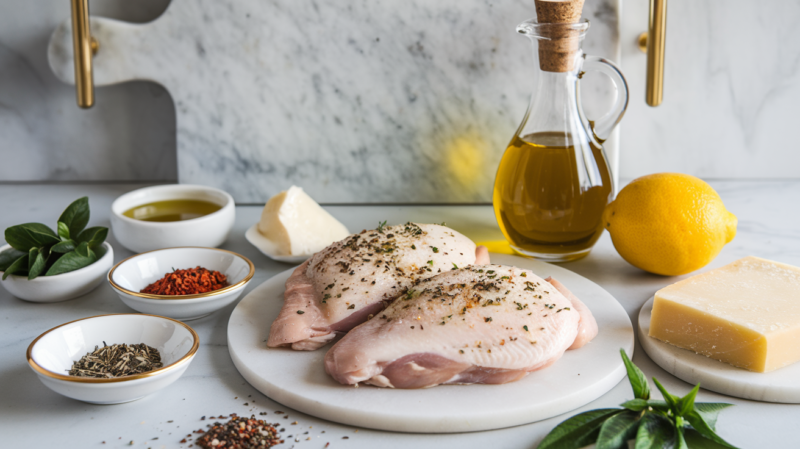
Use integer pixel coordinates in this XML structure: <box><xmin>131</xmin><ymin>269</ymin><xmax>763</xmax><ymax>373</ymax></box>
<box><xmin>111</xmin><ymin>185</ymin><xmax>235</xmax><ymax>253</ymax></box>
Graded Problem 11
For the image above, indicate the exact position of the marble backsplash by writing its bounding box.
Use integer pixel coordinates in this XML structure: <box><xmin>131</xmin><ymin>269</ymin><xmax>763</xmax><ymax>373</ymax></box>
<box><xmin>2</xmin><ymin>0</ymin><xmax>798</xmax><ymax>203</ymax></box>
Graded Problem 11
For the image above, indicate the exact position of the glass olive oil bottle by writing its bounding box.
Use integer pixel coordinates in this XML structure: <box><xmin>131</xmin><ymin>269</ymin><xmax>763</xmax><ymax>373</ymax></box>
<box><xmin>123</xmin><ymin>199</ymin><xmax>222</xmax><ymax>222</ymax></box>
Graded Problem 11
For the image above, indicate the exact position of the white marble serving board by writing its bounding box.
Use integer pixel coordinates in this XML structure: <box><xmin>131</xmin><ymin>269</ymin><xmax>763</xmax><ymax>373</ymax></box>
<box><xmin>227</xmin><ymin>253</ymin><xmax>634</xmax><ymax>433</ymax></box>
<box><xmin>639</xmin><ymin>297</ymin><xmax>800</xmax><ymax>403</ymax></box>
<box><xmin>47</xmin><ymin>0</ymin><xmax>621</xmax><ymax>203</ymax></box>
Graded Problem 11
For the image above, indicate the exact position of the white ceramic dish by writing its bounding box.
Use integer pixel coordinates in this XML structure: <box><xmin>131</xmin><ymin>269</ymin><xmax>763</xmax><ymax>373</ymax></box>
<box><xmin>108</xmin><ymin>247</ymin><xmax>254</xmax><ymax>321</ymax></box>
<box><xmin>244</xmin><ymin>224</ymin><xmax>309</xmax><ymax>264</ymax></box>
<box><xmin>27</xmin><ymin>314</ymin><xmax>199</xmax><ymax>404</ymax></box>
<box><xmin>639</xmin><ymin>297</ymin><xmax>800</xmax><ymax>403</ymax></box>
<box><xmin>110</xmin><ymin>184</ymin><xmax>235</xmax><ymax>253</ymax></box>
<box><xmin>228</xmin><ymin>253</ymin><xmax>634</xmax><ymax>433</ymax></box>
<box><xmin>0</xmin><ymin>242</ymin><xmax>114</xmax><ymax>303</ymax></box>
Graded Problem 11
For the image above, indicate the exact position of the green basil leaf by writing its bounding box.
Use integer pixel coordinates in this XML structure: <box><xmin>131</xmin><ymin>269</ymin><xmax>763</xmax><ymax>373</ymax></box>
<box><xmin>27</xmin><ymin>248</ymin><xmax>39</xmax><ymax>271</ymax></box>
<box><xmin>58</xmin><ymin>197</ymin><xmax>90</xmax><ymax>239</ymax></box>
<box><xmin>652</xmin><ymin>377</ymin><xmax>680</xmax><ymax>413</ymax></box>
<box><xmin>620</xmin><ymin>398</ymin><xmax>648</xmax><ymax>412</ymax></box>
<box><xmin>2</xmin><ymin>254</ymin><xmax>29</xmax><ymax>280</ymax></box>
<box><xmin>45</xmin><ymin>245</ymin><xmax>96</xmax><ymax>276</ymax></box>
<box><xmin>646</xmin><ymin>399</ymin><xmax>670</xmax><ymax>413</ymax></box>
<box><xmin>57</xmin><ymin>221</ymin><xmax>70</xmax><ymax>241</ymax></box>
<box><xmin>596</xmin><ymin>410</ymin><xmax>641</xmax><ymax>449</ymax></box>
<box><xmin>621</xmin><ymin>349</ymin><xmax>650</xmax><ymax>400</ymax></box>
<box><xmin>684</xmin><ymin>429</ymin><xmax>740</xmax><ymax>449</ymax></box>
<box><xmin>676</xmin><ymin>426</ymin><xmax>688</xmax><ymax>449</ymax></box>
<box><xmin>28</xmin><ymin>249</ymin><xmax>47</xmax><ymax>280</ymax></box>
<box><xmin>693</xmin><ymin>403</ymin><xmax>734</xmax><ymax>431</ymax></box>
<box><xmin>4</xmin><ymin>223</ymin><xmax>59</xmax><ymax>251</ymax></box>
<box><xmin>0</xmin><ymin>248</ymin><xmax>27</xmax><ymax>271</ymax></box>
<box><xmin>684</xmin><ymin>410</ymin><xmax>738</xmax><ymax>448</ymax></box>
<box><xmin>635</xmin><ymin>413</ymin><xmax>675</xmax><ymax>449</ymax></box>
<box><xmin>538</xmin><ymin>408</ymin><xmax>623</xmax><ymax>449</ymax></box>
<box><xmin>678</xmin><ymin>383</ymin><xmax>700</xmax><ymax>417</ymax></box>
<box><xmin>76</xmin><ymin>226</ymin><xmax>108</xmax><ymax>248</ymax></box>
<box><xmin>51</xmin><ymin>239</ymin><xmax>76</xmax><ymax>253</ymax></box>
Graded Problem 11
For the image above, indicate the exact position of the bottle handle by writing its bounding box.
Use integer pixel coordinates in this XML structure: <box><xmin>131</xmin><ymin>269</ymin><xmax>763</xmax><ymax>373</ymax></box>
<box><xmin>579</xmin><ymin>55</ymin><xmax>629</xmax><ymax>142</ymax></box>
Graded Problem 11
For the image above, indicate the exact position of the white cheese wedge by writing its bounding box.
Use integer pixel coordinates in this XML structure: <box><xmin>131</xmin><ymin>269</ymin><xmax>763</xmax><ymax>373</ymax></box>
<box><xmin>649</xmin><ymin>256</ymin><xmax>800</xmax><ymax>373</ymax></box>
<box><xmin>257</xmin><ymin>186</ymin><xmax>349</xmax><ymax>256</ymax></box>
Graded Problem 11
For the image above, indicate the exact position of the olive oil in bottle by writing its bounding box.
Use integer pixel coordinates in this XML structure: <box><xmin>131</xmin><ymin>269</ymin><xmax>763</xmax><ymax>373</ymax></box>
<box><xmin>493</xmin><ymin>132</ymin><xmax>612</xmax><ymax>261</ymax></box>
<box><xmin>123</xmin><ymin>199</ymin><xmax>222</xmax><ymax>222</ymax></box>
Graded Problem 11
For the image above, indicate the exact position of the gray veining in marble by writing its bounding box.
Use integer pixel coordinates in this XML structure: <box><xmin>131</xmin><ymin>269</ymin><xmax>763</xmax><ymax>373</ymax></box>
<box><xmin>46</xmin><ymin>0</ymin><xmax>621</xmax><ymax>203</ymax></box>
<box><xmin>2</xmin><ymin>181</ymin><xmax>800</xmax><ymax>447</ymax></box>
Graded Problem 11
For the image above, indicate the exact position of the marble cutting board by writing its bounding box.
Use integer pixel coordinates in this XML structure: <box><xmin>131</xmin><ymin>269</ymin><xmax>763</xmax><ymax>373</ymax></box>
<box><xmin>47</xmin><ymin>0</ymin><xmax>621</xmax><ymax>203</ymax></box>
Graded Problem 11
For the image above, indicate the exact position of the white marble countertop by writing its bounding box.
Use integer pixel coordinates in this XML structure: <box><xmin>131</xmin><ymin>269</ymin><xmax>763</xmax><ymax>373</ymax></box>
<box><xmin>1</xmin><ymin>181</ymin><xmax>799</xmax><ymax>448</ymax></box>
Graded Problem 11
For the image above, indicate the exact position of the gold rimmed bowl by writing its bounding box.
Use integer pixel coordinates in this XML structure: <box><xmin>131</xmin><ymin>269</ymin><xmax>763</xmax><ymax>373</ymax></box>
<box><xmin>27</xmin><ymin>314</ymin><xmax>199</xmax><ymax>404</ymax></box>
<box><xmin>108</xmin><ymin>247</ymin><xmax>255</xmax><ymax>321</ymax></box>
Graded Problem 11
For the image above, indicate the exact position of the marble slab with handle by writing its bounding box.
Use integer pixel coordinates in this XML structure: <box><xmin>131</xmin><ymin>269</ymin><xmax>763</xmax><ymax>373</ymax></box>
<box><xmin>47</xmin><ymin>0</ymin><xmax>621</xmax><ymax>203</ymax></box>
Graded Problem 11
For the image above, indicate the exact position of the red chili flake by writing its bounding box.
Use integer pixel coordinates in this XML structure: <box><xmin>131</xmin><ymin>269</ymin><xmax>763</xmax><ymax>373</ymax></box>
<box><xmin>195</xmin><ymin>415</ymin><xmax>282</xmax><ymax>449</ymax></box>
<box><xmin>141</xmin><ymin>267</ymin><xmax>229</xmax><ymax>296</ymax></box>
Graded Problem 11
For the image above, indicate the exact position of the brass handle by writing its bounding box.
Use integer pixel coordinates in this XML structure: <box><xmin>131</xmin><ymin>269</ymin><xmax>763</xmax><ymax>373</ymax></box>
<box><xmin>70</xmin><ymin>0</ymin><xmax>98</xmax><ymax>108</ymax></box>
<box><xmin>640</xmin><ymin>0</ymin><xmax>667</xmax><ymax>107</ymax></box>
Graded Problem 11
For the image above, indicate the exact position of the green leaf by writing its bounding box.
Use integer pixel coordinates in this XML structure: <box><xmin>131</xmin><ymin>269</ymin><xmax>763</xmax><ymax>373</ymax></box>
<box><xmin>538</xmin><ymin>409</ymin><xmax>623</xmax><ymax>449</ymax></box>
<box><xmin>596</xmin><ymin>410</ymin><xmax>641</xmax><ymax>449</ymax></box>
<box><xmin>621</xmin><ymin>398</ymin><xmax>649</xmax><ymax>412</ymax></box>
<box><xmin>58</xmin><ymin>197</ymin><xmax>90</xmax><ymax>239</ymax></box>
<box><xmin>646</xmin><ymin>399</ymin><xmax>670</xmax><ymax>413</ymax></box>
<box><xmin>0</xmin><ymin>248</ymin><xmax>27</xmax><ymax>271</ymax></box>
<box><xmin>684</xmin><ymin>410</ymin><xmax>738</xmax><ymax>448</ymax></box>
<box><xmin>45</xmin><ymin>244</ymin><xmax>97</xmax><ymax>276</ymax></box>
<box><xmin>57</xmin><ymin>221</ymin><xmax>70</xmax><ymax>241</ymax></box>
<box><xmin>75</xmin><ymin>226</ymin><xmax>108</xmax><ymax>248</ymax></box>
<box><xmin>4</xmin><ymin>223</ymin><xmax>59</xmax><ymax>251</ymax></box>
<box><xmin>676</xmin><ymin>426</ymin><xmax>688</xmax><ymax>449</ymax></box>
<box><xmin>51</xmin><ymin>239</ymin><xmax>76</xmax><ymax>253</ymax></box>
<box><xmin>693</xmin><ymin>403</ymin><xmax>733</xmax><ymax>431</ymax></box>
<box><xmin>27</xmin><ymin>247</ymin><xmax>39</xmax><ymax>271</ymax></box>
<box><xmin>27</xmin><ymin>248</ymin><xmax>47</xmax><ymax>280</ymax></box>
<box><xmin>621</xmin><ymin>349</ymin><xmax>650</xmax><ymax>400</ymax></box>
<box><xmin>2</xmin><ymin>254</ymin><xmax>29</xmax><ymax>280</ymax></box>
<box><xmin>684</xmin><ymin>429</ymin><xmax>740</xmax><ymax>449</ymax></box>
<box><xmin>635</xmin><ymin>413</ymin><xmax>676</xmax><ymax>449</ymax></box>
<box><xmin>653</xmin><ymin>377</ymin><xmax>680</xmax><ymax>412</ymax></box>
<box><xmin>678</xmin><ymin>383</ymin><xmax>700</xmax><ymax>416</ymax></box>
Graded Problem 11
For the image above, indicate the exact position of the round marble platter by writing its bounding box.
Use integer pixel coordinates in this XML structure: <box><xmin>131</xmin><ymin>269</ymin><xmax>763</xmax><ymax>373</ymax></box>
<box><xmin>228</xmin><ymin>254</ymin><xmax>634</xmax><ymax>433</ymax></box>
<box><xmin>639</xmin><ymin>297</ymin><xmax>800</xmax><ymax>403</ymax></box>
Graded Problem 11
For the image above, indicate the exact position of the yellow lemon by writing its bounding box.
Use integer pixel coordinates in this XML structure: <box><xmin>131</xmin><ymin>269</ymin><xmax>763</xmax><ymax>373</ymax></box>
<box><xmin>603</xmin><ymin>173</ymin><xmax>737</xmax><ymax>276</ymax></box>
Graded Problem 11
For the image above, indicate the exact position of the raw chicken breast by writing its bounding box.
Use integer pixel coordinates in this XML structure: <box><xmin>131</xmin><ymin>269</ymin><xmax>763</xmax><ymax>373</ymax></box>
<box><xmin>267</xmin><ymin>223</ymin><xmax>490</xmax><ymax>350</ymax></box>
<box><xmin>324</xmin><ymin>265</ymin><xmax>597</xmax><ymax>388</ymax></box>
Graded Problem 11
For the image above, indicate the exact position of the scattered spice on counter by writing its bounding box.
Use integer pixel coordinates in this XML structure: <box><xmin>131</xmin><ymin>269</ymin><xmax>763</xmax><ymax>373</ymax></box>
<box><xmin>141</xmin><ymin>266</ymin><xmax>229</xmax><ymax>296</ymax></box>
<box><xmin>68</xmin><ymin>342</ymin><xmax>162</xmax><ymax>378</ymax></box>
<box><xmin>196</xmin><ymin>415</ymin><xmax>282</xmax><ymax>449</ymax></box>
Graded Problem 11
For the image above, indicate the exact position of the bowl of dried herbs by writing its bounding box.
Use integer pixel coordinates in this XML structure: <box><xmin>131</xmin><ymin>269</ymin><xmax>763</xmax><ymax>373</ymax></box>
<box><xmin>26</xmin><ymin>313</ymin><xmax>199</xmax><ymax>404</ymax></box>
<box><xmin>0</xmin><ymin>197</ymin><xmax>113</xmax><ymax>302</ymax></box>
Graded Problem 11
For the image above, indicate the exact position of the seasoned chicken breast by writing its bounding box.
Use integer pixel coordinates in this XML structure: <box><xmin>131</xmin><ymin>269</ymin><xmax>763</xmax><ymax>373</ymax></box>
<box><xmin>324</xmin><ymin>264</ymin><xmax>597</xmax><ymax>388</ymax></box>
<box><xmin>267</xmin><ymin>223</ymin><xmax>490</xmax><ymax>350</ymax></box>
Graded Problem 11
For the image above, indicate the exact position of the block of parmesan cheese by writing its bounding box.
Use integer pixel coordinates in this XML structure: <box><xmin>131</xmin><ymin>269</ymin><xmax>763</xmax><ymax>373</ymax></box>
<box><xmin>257</xmin><ymin>186</ymin><xmax>349</xmax><ymax>256</ymax></box>
<box><xmin>649</xmin><ymin>256</ymin><xmax>800</xmax><ymax>373</ymax></box>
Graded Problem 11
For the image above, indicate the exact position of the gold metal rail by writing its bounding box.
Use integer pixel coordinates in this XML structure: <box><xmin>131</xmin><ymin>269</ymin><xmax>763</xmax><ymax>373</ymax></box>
<box><xmin>70</xmin><ymin>0</ymin><xmax>98</xmax><ymax>108</ymax></box>
<box><xmin>637</xmin><ymin>0</ymin><xmax>667</xmax><ymax>107</ymax></box>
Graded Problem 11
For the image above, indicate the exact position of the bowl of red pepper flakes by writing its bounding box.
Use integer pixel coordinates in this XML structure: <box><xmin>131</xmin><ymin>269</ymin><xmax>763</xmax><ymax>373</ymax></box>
<box><xmin>108</xmin><ymin>247</ymin><xmax>255</xmax><ymax>321</ymax></box>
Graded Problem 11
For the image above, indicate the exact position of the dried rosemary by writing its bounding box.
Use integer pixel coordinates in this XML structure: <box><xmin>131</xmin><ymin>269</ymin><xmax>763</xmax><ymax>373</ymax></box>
<box><xmin>68</xmin><ymin>342</ymin><xmax>163</xmax><ymax>378</ymax></box>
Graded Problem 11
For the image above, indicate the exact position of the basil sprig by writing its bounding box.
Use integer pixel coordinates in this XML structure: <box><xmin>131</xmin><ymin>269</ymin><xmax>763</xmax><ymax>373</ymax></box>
<box><xmin>538</xmin><ymin>350</ymin><xmax>738</xmax><ymax>449</ymax></box>
<box><xmin>1</xmin><ymin>197</ymin><xmax>108</xmax><ymax>280</ymax></box>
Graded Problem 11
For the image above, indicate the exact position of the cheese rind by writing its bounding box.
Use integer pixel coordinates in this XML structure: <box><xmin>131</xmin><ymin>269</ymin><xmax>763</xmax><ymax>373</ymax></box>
<box><xmin>649</xmin><ymin>256</ymin><xmax>800</xmax><ymax>373</ymax></box>
<box><xmin>257</xmin><ymin>186</ymin><xmax>350</xmax><ymax>256</ymax></box>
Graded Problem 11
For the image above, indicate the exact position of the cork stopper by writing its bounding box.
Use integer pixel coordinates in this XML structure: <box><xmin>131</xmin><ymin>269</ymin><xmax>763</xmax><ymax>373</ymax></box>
<box><xmin>534</xmin><ymin>0</ymin><xmax>585</xmax><ymax>72</ymax></box>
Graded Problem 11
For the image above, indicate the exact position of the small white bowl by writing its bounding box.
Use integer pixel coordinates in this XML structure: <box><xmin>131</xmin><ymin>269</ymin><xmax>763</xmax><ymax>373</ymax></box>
<box><xmin>110</xmin><ymin>184</ymin><xmax>235</xmax><ymax>253</ymax></box>
<box><xmin>245</xmin><ymin>223</ymin><xmax>310</xmax><ymax>264</ymax></box>
<box><xmin>0</xmin><ymin>242</ymin><xmax>114</xmax><ymax>303</ymax></box>
<box><xmin>27</xmin><ymin>314</ymin><xmax>199</xmax><ymax>404</ymax></box>
<box><xmin>108</xmin><ymin>247</ymin><xmax>254</xmax><ymax>321</ymax></box>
